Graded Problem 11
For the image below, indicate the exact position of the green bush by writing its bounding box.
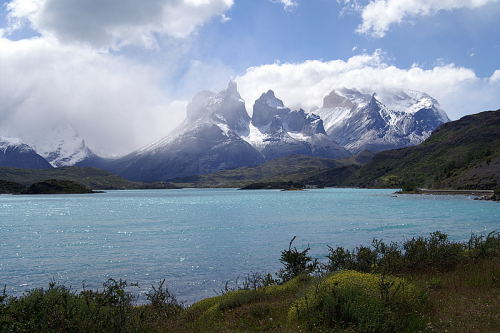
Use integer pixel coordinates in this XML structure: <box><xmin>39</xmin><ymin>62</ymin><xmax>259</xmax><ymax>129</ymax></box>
<box><xmin>277</xmin><ymin>236</ymin><xmax>318</xmax><ymax>283</ymax></box>
<box><xmin>289</xmin><ymin>270</ymin><xmax>428</xmax><ymax>332</ymax></box>
<box><xmin>326</xmin><ymin>231</ymin><xmax>468</xmax><ymax>275</ymax></box>
<box><xmin>403</xmin><ymin>231</ymin><xmax>464</xmax><ymax>272</ymax></box>
<box><xmin>0</xmin><ymin>279</ymin><xmax>184</xmax><ymax>333</ymax></box>
<box><xmin>467</xmin><ymin>230</ymin><xmax>500</xmax><ymax>260</ymax></box>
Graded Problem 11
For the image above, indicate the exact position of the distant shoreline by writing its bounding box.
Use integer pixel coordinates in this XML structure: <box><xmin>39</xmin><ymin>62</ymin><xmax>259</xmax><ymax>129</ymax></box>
<box><xmin>419</xmin><ymin>189</ymin><xmax>493</xmax><ymax>196</ymax></box>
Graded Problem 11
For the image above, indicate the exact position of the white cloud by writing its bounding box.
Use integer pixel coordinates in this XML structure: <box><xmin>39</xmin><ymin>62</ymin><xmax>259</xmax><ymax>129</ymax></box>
<box><xmin>0</xmin><ymin>0</ymin><xmax>236</xmax><ymax>156</ymax></box>
<box><xmin>353</xmin><ymin>0</ymin><xmax>500</xmax><ymax>37</ymax></box>
<box><xmin>271</xmin><ymin>0</ymin><xmax>298</xmax><ymax>11</ymax></box>
<box><xmin>490</xmin><ymin>70</ymin><xmax>500</xmax><ymax>84</ymax></box>
<box><xmin>0</xmin><ymin>36</ymin><xmax>187</xmax><ymax>156</ymax></box>
<box><xmin>4</xmin><ymin>0</ymin><xmax>234</xmax><ymax>49</ymax></box>
<box><xmin>236</xmin><ymin>50</ymin><xmax>500</xmax><ymax>120</ymax></box>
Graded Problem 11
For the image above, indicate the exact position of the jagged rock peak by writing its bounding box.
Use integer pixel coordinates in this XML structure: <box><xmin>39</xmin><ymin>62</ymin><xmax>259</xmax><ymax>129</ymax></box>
<box><xmin>227</xmin><ymin>79</ymin><xmax>238</xmax><ymax>94</ymax></box>
<box><xmin>256</xmin><ymin>90</ymin><xmax>285</xmax><ymax>108</ymax></box>
<box><xmin>314</xmin><ymin>86</ymin><xmax>450</xmax><ymax>154</ymax></box>
<box><xmin>185</xmin><ymin>81</ymin><xmax>250</xmax><ymax>133</ymax></box>
<box><xmin>252</xmin><ymin>90</ymin><xmax>290</xmax><ymax>128</ymax></box>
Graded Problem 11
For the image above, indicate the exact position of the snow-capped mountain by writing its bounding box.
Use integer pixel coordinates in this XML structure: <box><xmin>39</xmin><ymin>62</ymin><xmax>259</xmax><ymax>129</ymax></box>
<box><xmin>313</xmin><ymin>88</ymin><xmax>450</xmax><ymax>154</ymax></box>
<box><xmin>0</xmin><ymin>137</ymin><xmax>53</xmax><ymax>169</ymax></box>
<box><xmin>28</xmin><ymin>125</ymin><xmax>99</xmax><ymax>167</ymax></box>
<box><xmin>104</xmin><ymin>83</ymin><xmax>353</xmax><ymax>181</ymax></box>
<box><xmin>105</xmin><ymin>81</ymin><xmax>266</xmax><ymax>181</ymax></box>
<box><xmin>241</xmin><ymin>90</ymin><xmax>351</xmax><ymax>160</ymax></box>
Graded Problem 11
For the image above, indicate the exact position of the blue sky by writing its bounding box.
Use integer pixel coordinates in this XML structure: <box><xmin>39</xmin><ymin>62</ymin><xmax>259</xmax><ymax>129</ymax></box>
<box><xmin>1</xmin><ymin>0</ymin><xmax>499</xmax><ymax>155</ymax></box>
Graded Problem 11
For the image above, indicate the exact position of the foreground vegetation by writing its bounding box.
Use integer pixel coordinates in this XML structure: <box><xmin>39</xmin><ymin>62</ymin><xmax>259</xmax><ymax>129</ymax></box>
<box><xmin>1</xmin><ymin>230</ymin><xmax>499</xmax><ymax>332</ymax></box>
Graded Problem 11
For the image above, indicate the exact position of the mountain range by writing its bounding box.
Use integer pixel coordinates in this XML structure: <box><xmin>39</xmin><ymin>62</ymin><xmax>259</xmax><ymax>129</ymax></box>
<box><xmin>314</xmin><ymin>88</ymin><xmax>450</xmax><ymax>154</ymax></box>
<box><xmin>1</xmin><ymin>109</ymin><xmax>498</xmax><ymax>191</ymax></box>
<box><xmin>0</xmin><ymin>82</ymin><xmax>449</xmax><ymax>181</ymax></box>
<box><xmin>169</xmin><ymin>109</ymin><xmax>500</xmax><ymax>190</ymax></box>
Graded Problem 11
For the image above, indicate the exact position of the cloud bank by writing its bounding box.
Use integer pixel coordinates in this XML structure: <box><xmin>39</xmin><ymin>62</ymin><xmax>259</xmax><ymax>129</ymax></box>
<box><xmin>3</xmin><ymin>0</ymin><xmax>234</xmax><ymax>49</ymax></box>
<box><xmin>0</xmin><ymin>36</ymin><xmax>191</xmax><ymax>156</ymax></box>
<box><xmin>237</xmin><ymin>50</ymin><xmax>500</xmax><ymax>120</ymax></box>
<box><xmin>0</xmin><ymin>0</ymin><xmax>234</xmax><ymax>156</ymax></box>
<box><xmin>349</xmin><ymin>0</ymin><xmax>500</xmax><ymax>37</ymax></box>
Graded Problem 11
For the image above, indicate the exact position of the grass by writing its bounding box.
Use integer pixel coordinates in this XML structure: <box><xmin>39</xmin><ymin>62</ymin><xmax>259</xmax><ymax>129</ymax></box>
<box><xmin>1</xmin><ymin>231</ymin><xmax>499</xmax><ymax>332</ymax></box>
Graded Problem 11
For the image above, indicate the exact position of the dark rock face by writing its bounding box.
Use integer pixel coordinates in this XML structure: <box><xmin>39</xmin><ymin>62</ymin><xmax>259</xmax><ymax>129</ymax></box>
<box><xmin>0</xmin><ymin>138</ymin><xmax>53</xmax><ymax>169</ymax></box>
<box><xmin>248</xmin><ymin>91</ymin><xmax>351</xmax><ymax>161</ymax></box>
<box><xmin>252</xmin><ymin>90</ymin><xmax>291</xmax><ymax>128</ymax></box>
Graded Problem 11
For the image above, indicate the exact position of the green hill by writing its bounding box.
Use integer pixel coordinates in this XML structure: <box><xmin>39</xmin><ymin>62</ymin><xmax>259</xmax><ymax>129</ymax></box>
<box><xmin>353</xmin><ymin>110</ymin><xmax>500</xmax><ymax>190</ymax></box>
<box><xmin>21</xmin><ymin>179</ymin><xmax>96</xmax><ymax>194</ymax></box>
<box><xmin>0</xmin><ymin>166</ymin><xmax>178</xmax><ymax>190</ymax></box>
<box><xmin>170</xmin><ymin>152</ymin><xmax>374</xmax><ymax>188</ymax></box>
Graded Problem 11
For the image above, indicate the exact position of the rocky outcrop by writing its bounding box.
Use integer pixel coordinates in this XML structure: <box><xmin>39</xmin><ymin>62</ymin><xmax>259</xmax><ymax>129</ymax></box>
<box><xmin>241</xmin><ymin>91</ymin><xmax>351</xmax><ymax>161</ymax></box>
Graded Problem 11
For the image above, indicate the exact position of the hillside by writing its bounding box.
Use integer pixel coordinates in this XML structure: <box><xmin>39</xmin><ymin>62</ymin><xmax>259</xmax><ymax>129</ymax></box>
<box><xmin>353</xmin><ymin>110</ymin><xmax>500</xmax><ymax>189</ymax></box>
<box><xmin>171</xmin><ymin>152</ymin><xmax>374</xmax><ymax>188</ymax></box>
<box><xmin>0</xmin><ymin>166</ymin><xmax>178</xmax><ymax>190</ymax></box>
<box><xmin>21</xmin><ymin>179</ymin><xmax>97</xmax><ymax>194</ymax></box>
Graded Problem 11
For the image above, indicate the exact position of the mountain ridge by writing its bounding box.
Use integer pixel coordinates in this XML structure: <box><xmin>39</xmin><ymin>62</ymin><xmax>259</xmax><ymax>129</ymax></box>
<box><xmin>313</xmin><ymin>87</ymin><xmax>449</xmax><ymax>154</ymax></box>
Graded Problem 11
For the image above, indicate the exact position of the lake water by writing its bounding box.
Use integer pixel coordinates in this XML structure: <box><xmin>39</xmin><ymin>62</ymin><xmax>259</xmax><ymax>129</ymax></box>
<box><xmin>1</xmin><ymin>188</ymin><xmax>498</xmax><ymax>304</ymax></box>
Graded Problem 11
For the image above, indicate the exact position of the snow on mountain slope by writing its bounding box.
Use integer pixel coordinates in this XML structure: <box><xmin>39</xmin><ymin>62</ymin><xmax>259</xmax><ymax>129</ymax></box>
<box><xmin>105</xmin><ymin>81</ymin><xmax>265</xmax><ymax>181</ymax></box>
<box><xmin>28</xmin><ymin>125</ymin><xmax>98</xmax><ymax>167</ymax></box>
<box><xmin>0</xmin><ymin>137</ymin><xmax>31</xmax><ymax>153</ymax></box>
<box><xmin>313</xmin><ymin>88</ymin><xmax>450</xmax><ymax>154</ymax></box>
<box><xmin>240</xmin><ymin>90</ymin><xmax>351</xmax><ymax>160</ymax></box>
<box><xmin>0</xmin><ymin>136</ymin><xmax>53</xmax><ymax>169</ymax></box>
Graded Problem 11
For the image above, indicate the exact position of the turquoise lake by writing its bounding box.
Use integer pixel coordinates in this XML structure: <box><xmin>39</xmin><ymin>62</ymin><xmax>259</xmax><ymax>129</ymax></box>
<box><xmin>1</xmin><ymin>188</ymin><xmax>498</xmax><ymax>304</ymax></box>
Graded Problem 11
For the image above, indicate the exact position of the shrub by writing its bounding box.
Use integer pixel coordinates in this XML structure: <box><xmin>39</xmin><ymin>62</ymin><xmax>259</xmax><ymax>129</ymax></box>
<box><xmin>277</xmin><ymin>236</ymin><xmax>318</xmax><ymax>283</ymax></box>
<box><xmin>326</xmin><ymin>231</ymin><xmax>466</xmax><ymax>275</ymax></box>
<box><xmin>289</xmin><ymin>270</ymin><xmax>428</xmax><ymax>332</ymax></box>
<box><xmin>0</xmin><ymin>278</ymin><xmax>184</xmax><ymax>332</ymax></box>
<box><xmin>467</xmin><ymin>230</ymin><xmax>500</xmax><ymax>260</ymax></box>
<box><xmin>403</xmin><ymin>231</ymin><xmax>464</xmax><ymax>272</ymax></box>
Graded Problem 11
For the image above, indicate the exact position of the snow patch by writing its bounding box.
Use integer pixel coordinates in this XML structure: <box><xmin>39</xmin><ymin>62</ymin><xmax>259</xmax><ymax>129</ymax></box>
<box><xmin>240</xmin><ymin>123</ymin><xmax>270</xmax><ymax>151</ymax></box>
<box><xmin>0</xmin><ymin>137</ymin><xmax>33</xmax><ymax>153</ymax></box>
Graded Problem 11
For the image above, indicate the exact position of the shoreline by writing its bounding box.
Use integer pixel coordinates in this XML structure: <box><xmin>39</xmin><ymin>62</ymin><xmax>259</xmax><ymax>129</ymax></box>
<box><xmin>419</xmin><ymin>189</ymin><xmax>493</xmax><ymax>196</ymax></box>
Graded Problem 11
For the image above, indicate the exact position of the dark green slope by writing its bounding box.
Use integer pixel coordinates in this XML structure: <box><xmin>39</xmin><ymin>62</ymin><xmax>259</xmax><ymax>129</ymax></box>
<box><xmin>353</xmin><ymin>110</ymin><xmax>500</xmax><ymax>189</ymax></box>
<box><xmin>171</xmin><ymin>152</ymin><xmax>374</xmax><ymax>188</ymax></box>
<box><xmin>21</xmin><ymin>179</ymin><xmax>96</xmax><ymax>194</ymax></box>
<box><xmin>0</xmin><ymin>166</ymin><xmax>178</xmax><ymax>190</ymax></box>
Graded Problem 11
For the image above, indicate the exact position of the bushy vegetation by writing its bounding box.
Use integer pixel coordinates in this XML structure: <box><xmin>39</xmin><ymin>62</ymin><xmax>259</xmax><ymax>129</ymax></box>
<box><xmin>0</xmin><ymin>279</ymin><xmax>183</xmax><ymax>332</ymax></box>
<box><xmin>324</xmin><ymin>231</ymin><xmax>471</xmax><ymax>275</ymax></box>
<box><xmin>1</xmin><ymin>230</ymin><xmax>499</xmax><ymax>332</ymax></box>
<box><xmin>289</xmin><ymin>271</ymin><xmax>427</xmax><ymax>332</ymax></box>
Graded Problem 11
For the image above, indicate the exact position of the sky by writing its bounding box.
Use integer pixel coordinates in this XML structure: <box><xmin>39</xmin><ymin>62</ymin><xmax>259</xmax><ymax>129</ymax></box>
<box><xmin>0</xmin><ymin>0</ymin><xmax>499</xmax><ymax>156</ymax></box>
